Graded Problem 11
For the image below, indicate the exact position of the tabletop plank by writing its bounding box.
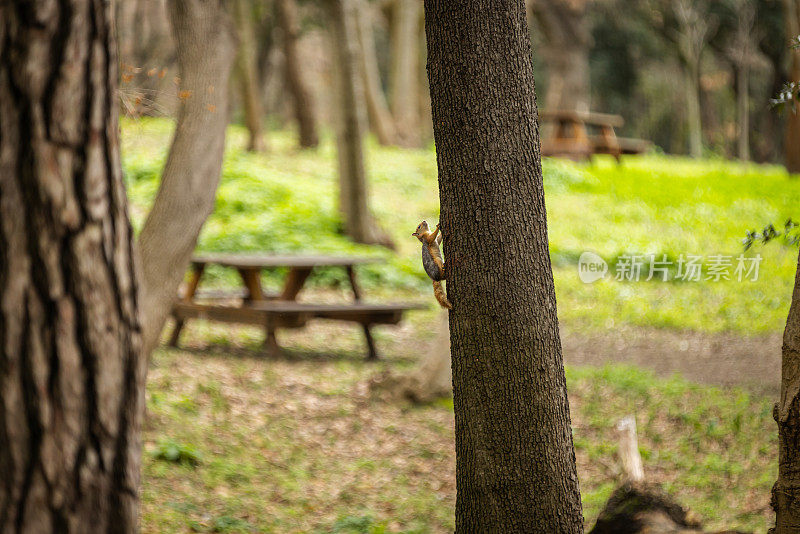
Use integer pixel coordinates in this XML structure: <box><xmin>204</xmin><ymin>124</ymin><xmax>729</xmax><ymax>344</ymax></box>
<box><xmin>540</xmin><ymin>109</ymin><xmax>624</xmax><ymax>128</ymax></box>
<box><xmin>192</xmin><ymin>253</ymin><xmax>380</xmax><ymax>269</ymax></box>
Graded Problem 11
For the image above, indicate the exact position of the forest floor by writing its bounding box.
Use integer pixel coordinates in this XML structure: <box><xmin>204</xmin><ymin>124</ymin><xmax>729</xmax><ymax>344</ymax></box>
<box><xmin>562</xmin><ymin>323</ymin><xmax>781</xmax><ymax>394</ymax></box>
<box><xmin>140</xmin><ymin>312</ymin><xmax>778</xmax><ymax>534</ymax></box>
<box><xmin>125</xmin><ymin>121</ymin><xmax>795</xmax><ymax>532</ymax></box>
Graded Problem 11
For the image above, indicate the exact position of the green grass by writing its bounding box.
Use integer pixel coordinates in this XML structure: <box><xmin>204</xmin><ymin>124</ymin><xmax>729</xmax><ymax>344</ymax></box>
<box><xmin>142</xmin><ymin>347</ymin><xmax>776</xmax><ymax>533</ymax></box>
<box><xmin>122</xmin><ymin>118</ymin><xmax>799</xmax><ymax>334</ymax></box>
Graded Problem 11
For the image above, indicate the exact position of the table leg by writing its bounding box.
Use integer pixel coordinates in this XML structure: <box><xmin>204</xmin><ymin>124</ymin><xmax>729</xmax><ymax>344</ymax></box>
<box><xmin>280</xmin><ymin>266</ymin><xmax>312</xmax><ymax>301</ymax></box>
<box><xmin>169</xmin><ymin>263</ymin><xmax>205</xmax><ymax>347</ymax></box>
<box><xmin>263</xmin><ymin>316</ymin><xmax>282</xmax><ymax>358</ymax></box>
<box><xmin>346</xmin><ymin>266</ymin><xmax>362</xmax><ymax>300</ymax></box>
<box><xmin>237</xmin><ymin>267</ymin><xmax>279</xmax><ymax>351</ymax></box>
<box><xmin>347</xmin><ymin>266</ymin><xmax>378</xmax><ymax>360</ymax></box>
<box><xmin>601</xmin><ymin>125</ymin><xmax>621</xmax><ymax>162</ymax></box>
<box><xmin>238</xmin><ymin>267</ymin><xmax>265</xmax><ymax>301</ymax></box>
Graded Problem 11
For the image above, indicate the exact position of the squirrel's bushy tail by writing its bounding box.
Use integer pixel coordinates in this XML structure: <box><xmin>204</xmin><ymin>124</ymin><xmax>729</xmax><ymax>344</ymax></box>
<box><xmin>432</xmin><ymin>281</ymin><xmax>452</xmax><ymax>309</ymax></box>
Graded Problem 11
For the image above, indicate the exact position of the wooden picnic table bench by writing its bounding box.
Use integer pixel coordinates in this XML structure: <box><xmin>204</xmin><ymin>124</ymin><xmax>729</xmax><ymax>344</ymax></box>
<box><xmin>540</xmin><ymin>109</ymin><xmax>651</xmax><ymax>161</ymax></box>
<box><xmin>169</xmin><ymin>253</ymin><xmax>425</xmax><ymax>360</ymax></box>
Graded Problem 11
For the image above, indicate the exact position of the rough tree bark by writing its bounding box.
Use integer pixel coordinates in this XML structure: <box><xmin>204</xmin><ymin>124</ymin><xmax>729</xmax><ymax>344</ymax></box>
<box><xmin>357</xmin><ymin>3</ymin><xmax>398</xmax><ymax>146</ymax></box>
<box><xmin>233</xmin><ymin>0</ymin><xmax>266</xmax><ymax>152</ymax></box>
<box><xmin>276</xmin><ymin>0</ymin><xmax>320</xmax><ymax>148</ymax></box>
<box><xmin>138</xmin><ymin>0</ymin><xmax>236</xmax><ymax>354</ymax></box>
<box><xmin>0</xmin><ymin>2</ymin><xmax>145</xmax><ymax>530</ymax></box>
<box><xmin>531</xmin><ymin>0</ymin><xmax>591</xmax><ymax>113</ymax></box>
<box><xmin>784</xmin><ymin>0</ymin><xmax>800</xmax><ymax>174</ymax></box>
<box><xmin>389</xmin><ymin>0</ymin><xmax>422</xmax><ymax>147</ymax></box>
<box><xmin>771</xmin><ymin>250</ymin><xmax>800</xmax><ymax>532</ymax></box>
<box><xmin>424</xmin><ymin>0</ymin><xmax>584</xmax><ymax>531</ymax></box>
<box><xmin>327</xmin><ymin>0</ymin><xmax>394</xmax><ymax>248</ymax></box>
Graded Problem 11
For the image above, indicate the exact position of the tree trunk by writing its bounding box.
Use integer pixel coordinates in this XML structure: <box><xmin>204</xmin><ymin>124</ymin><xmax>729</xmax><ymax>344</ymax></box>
<box><xmin>276</xmin><ymin>0</ymin><xmax>320</xmax><ymax>148</ymax></box>
<box><xmin>684</xmin><ymin>63</ymin><xmax>703</xmax><ymax>158</ymax></box>
<box><xmin>137</xmin><ymin>0</ymin><xmax>236</xmax><ymax>355</ymax></box>
<box><xmin>389</xmin><ymin>0</ymin><xmax>422</xmax><ymax>147</ymax></box>
<box><xmin>371</xmin><ymin>313</ymin><xmax>452</xmax><ymax>402</ymax></box>
<box><xmin>357</xmin><ymin>4</ymin><xmax>398</xmax><ymax>146</ymax></box>
<box><xmin>785</xmin><ymin>0</ymin><xmax>800</xmax><ymax>174</ymax></box>
<box><xmin>771</xmin><ymin>250</ymin><xmax>800</xmax><ymax>532</ymax></box>
<box><xmin>327</xmin><ymin>0</ymin><xmax>394</xmax><ymax>248</ymax></box>
<box><xmin>118</xmin><ymin>0</ymin><xmax>175</xmax><ymax>117</ymax></box>
<box><xmin>736</xmin><ymin>64</ymin><xmax>750</xmax><ymax>161</ymax></box>
<box><xmin>418</xmin><ymin>17</ymin><xmax>433</xmax><ymax>144</ymax></box>
<box><xmin>0</xmin><ymin>2</ymin><xmax>145</xmax><ymax>531</ymax></box>
<box><xmin>233</xmin><ymin>0</ymin><xmax>266</xmax><ymax>152</ymax></box>
<box><xmin>533</xmin><ymin>0</ymin><xmax>591</xmax><ymax>113</ymax></box>
<box><xmin>424</xmin><ymin>0</ymin><xmax>584</xmax><ymax>531</ymax></box>
<box><xmin>117</xmin><ymin>0</ymin><xmax>139</xmax><ymax>64</ymax></box>
<box><xmin>674</xmin><ymin>0</ymin><xmax>709</xmax><ymax>159</ymax></box>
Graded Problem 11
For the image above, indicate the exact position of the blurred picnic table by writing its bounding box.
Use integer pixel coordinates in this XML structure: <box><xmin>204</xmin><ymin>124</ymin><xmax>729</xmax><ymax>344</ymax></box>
<box><xmin>169</xmin><ymin>253</ymin><xmax>423</xmax><ymax>360</ymax></box>
<box><xmin>540</xmin><ymin>110</ymin><xmax>651</xmax><ymax>161</ymax></box>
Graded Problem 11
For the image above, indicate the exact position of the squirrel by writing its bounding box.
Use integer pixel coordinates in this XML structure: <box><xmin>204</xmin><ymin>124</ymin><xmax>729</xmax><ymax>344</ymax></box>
<box><xmin>412</xmin><ymin>220</ymin><xmax>452</xmax><ymax>309</ymax></box>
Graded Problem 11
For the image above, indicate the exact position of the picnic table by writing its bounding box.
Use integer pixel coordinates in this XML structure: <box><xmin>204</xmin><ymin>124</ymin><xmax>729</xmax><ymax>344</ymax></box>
<box><xmin>169</xmin><ymin>254</ymin><xmax>424</xmax><ymax>360</ymax></box>
<box><xmin>540</xmin><ymin>110</ymin><xmax>651</xmax><ymax>161</ymax></box>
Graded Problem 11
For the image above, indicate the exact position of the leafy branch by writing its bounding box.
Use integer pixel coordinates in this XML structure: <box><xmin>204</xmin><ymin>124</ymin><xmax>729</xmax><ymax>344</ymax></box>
<box><xmin>772</xmin><ymin>36</ymin><xmax>800</xmax><ymax>111</ymax></box>
<box><xmin>743</xmin><ymin>219</ymin><xmax>800</xmax><ymax>250</ymax></box>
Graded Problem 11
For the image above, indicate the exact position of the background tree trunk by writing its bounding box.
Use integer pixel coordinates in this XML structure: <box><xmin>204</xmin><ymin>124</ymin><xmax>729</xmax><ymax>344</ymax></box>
<box><xmin>771</xmin><ymin>250</ymin><xmax>800</xmax><ymax>532</ymax></box>
<box><xmin>233</xmin><ymin>0</ymin><xmax>266</xmax><ymax>152</ymax></box>
<box><xmin>532</xmin><ymin>0</ymin><xmax>591</xmax><ymax>113</ymax></box>
<box><xmin>736</xmin><ymin>63</ymin><xmax>750</xmax><ymax>161</ymax></box>
<box><xmin>116</xmin><ymin>0</ymin><xmax>174</xmax><ymax>117</ymax></box>
<box><xmin>684</xmin><ymin>63</ymin><xmax>703</xmax><ymax>158</ymax></box>
<box><xmin>418</xmin><ymin>16</ymin><xmax>434</xmax><ymax>144</ymax></box>
<box><xmin>276</xmin><ymin>0</ymin><xmax>320</xmax><ymax>148</ymax></box>
<box><xmin>674</xmin><ymin>0</ymin><xmax>711</xmax><ymax>159</ymax></box>
<box><xmin>327</xmin><ymin>0</ymin><xmax>394</xmax><ymax>248</ymax></box>
<box><xmin>371</xmin><ymin>313</ymin><xmax>452</xmax><ymax>402</ymax></box>
<box><xmin>357</xmin><ymin>4</ymin><xmax>398</xmax><ymax>146</ymax></box>
<box><xmin>0</xmin><ymin>2</ymin><xmax>145</xmax><ymax>530</ymax></box>
<box><xmin>424</xmin><ymin>0</ymin><xmax>584</xmax><ymax>531</ymax></box>
<box><xmin>389</xmin><ymin>0</ymin><xmax>422</xmax><ymax>147</ymax></box>
<box><xmin>138</xmin><ymin>0</ymin><xmax>236</xmax><ymax>355</ymax></box>
<box><xmin>784</xmin><ymin>0</ymin><xmax>800</xmax><ymax>174</ymax></box>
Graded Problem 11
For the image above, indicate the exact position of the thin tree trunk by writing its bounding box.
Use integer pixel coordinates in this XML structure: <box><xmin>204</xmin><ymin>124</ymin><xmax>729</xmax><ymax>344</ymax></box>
<box><xmin>418</xmin><ymin>16</ymin><xmax>433</xmax><ymax>144</ymax></box>
<box><xmin>424</xmin><ymin>0</ymin><xmax>583</xmax><ymax>531</ymax></box>
<box><xmin>138</xmin><ymin>0</ymin><xmax>236</xmax><ymax>355</ymax></box>
<box><xmin>357</xmin><ymin>4</ymin><xmax>398</xmax><ymax>146</ymax></box>
<box><xmin>372</xmin><ymin>313</ymin><xmax>452</xmax><ymax>402</ymax></box>
<box><xmin>685</xmin><ymin>63</ymin><xmax>703</xmax><ymax>158</ymax></box>
<box><xmin>543</xmin><ymin>46</ymin><xmax>590</xmax><ymax>112</ymax></box>
<box><xmin>772</xmin><ymin>250</ymin><xmax>800</xmax><ymax>532</ymax></box>
<box><xmin>389</xmin><ymin>0</ymin><xmax>421</xmax><ymax>147</ymax></box>
<box><xmin>785</xmin><ymin>0</ymin><xmax>800</xmax><ymax>174</ymax></box>
<box><xmin>233</xmin><ymin>0</ymin><xmax>266</xmax><ymax>152</ymax></box>
<box><xmin>737</xmin><ymin>64</ymin><xmax>750</xmax><ymax>161</ymax></box>
<box><xmin>674</xmin><ymin>0</ymin><xmax>710</xmax><ymax>159</ymax></box>
<box><xmin>117</xmin><ymin>0</ymin><xmax>139</xmax><ymax>63</ymax></box>
<box><xmin>0</xmin><ymin>2</ymin><xmax>144</xmax><ymax>530</ymax></box>
<box><xmin>276</xmin><ymin>0</ymin><xmax>320</xmax><ymax>148</ymax></box>
<box><xmin>533</xmin><ymin>0</ymin><xmax>591</xmax><ymax>113</ymax></box>
<box><xmin>327</xmin><ymin>0</ymin><xmax>394</xmax><ymax>248</ymax></box>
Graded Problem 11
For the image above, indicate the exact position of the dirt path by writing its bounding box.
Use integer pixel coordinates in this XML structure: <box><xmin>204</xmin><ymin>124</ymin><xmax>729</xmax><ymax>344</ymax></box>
<box><xmin>560</xmin><ymin>324</ymin><xmax>782</xmax><ymax>395</ymax></box>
